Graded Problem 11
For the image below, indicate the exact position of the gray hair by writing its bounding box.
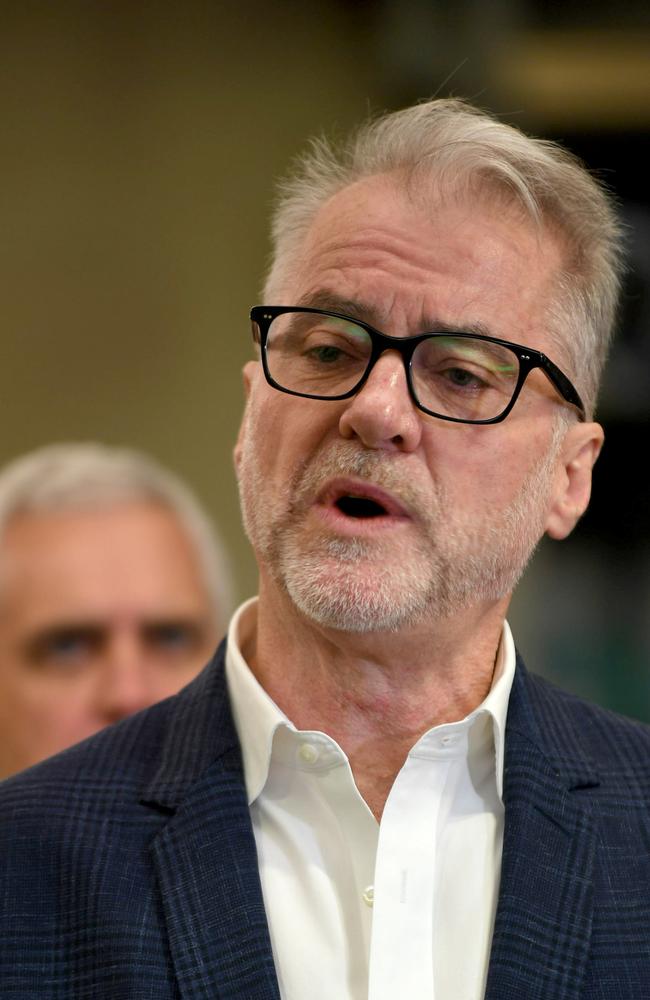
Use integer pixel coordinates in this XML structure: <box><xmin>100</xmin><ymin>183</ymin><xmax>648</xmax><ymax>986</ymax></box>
<box><xmin>0</xmin><ymin>442</ymin><xmax>233</xmax><ymax>631</ymax></box>
<box><xmin>264</xmin><ymin>98</ymin><xmax>626</xmax><ymax>418</ymax></box>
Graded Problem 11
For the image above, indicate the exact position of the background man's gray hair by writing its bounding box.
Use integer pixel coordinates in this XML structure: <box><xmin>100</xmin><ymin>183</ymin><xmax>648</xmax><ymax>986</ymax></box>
<box><xmin>0</xmin><ymin>442</ymin><xmax>234</xmax><ymax>631</ymax></box>
<box><xmin>264</xmin><ymin>97</ymin><xmax>626</xmax><ymax>418</ymax></box>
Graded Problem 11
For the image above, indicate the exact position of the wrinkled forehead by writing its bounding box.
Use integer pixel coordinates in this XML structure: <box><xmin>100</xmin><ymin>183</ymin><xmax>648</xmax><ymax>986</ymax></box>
<box><xmin>279</xmin><ymin>167</ymin><xmax>563</xmax><ymax>281</ymax></box>
<box><xmin>302</xmin><ymin>169</ymin><xmax>557</xmax><ymax>262</ymax></box>
<box><xmin>292</xmin><ymin>178</ymin><xmax>562</xmax><ymax>332</ymax></box>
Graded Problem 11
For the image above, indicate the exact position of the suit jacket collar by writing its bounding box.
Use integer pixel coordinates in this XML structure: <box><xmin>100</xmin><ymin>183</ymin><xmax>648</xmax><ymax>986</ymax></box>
<box><xmin>143</xmin><ymin>642</ymin><xmax>281</xmax><ymax>1000</ymax></box>
<box><xmin>141</xmin><ymin>639</ymin><xmax>239</xmax><ymax>810</ymax></box>
<box><xmin>141</xmin><ymin>645</ymin><xmax>601</xmax><ymax>1000</ymax></box>
<box><xmin>485</xmin><ymin>655</ymin><xmax>600</xmax><ymax>1000</ymax></box>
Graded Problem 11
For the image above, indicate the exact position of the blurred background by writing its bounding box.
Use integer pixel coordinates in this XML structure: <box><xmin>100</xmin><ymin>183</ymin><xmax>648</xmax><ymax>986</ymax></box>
<box><xmin>1</xmin><ymin>1</ymin><xmax>648</xmax><ymax>717</ymax></box>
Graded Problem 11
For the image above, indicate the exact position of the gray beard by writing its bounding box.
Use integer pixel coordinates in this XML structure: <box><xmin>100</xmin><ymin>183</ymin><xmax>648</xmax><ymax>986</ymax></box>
<box><xmin>237</xmin><ymin>416</ymin><xmax>563</xmax><ymax>634</ymax></box>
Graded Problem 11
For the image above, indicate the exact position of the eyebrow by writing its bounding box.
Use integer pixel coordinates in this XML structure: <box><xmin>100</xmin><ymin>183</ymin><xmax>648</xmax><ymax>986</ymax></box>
<box><xmin>295</xmin><ymin>290</ymin><xmax>497</xmax><ymax>341</ymax></box>
<box><xmin>296</xmin><ymin>291</ymin><xmax>379</xmax><ymax>324</ymax></box>
<box><xmin>23</xmin><ymin>624</ymin><xmax>105</xmax><ymax>662</ymax></box>
<box><xmin>23</xmin><ymin>617</ymin><xmax>208</xmax><ymax>657</ymax></box>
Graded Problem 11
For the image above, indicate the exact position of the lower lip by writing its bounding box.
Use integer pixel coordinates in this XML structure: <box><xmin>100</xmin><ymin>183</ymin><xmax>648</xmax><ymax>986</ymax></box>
<box><xmin>312</xmin><ymin>502</ymin><xmax>411</xmax><ymax>536</ymax></box>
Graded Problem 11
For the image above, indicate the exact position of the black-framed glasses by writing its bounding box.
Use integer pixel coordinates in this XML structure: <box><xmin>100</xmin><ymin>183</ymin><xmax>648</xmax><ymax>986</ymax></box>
<box><xmin>250</xmin><ymin>305</ymin><xmax>585</xmax><ymax>425</ymax></box>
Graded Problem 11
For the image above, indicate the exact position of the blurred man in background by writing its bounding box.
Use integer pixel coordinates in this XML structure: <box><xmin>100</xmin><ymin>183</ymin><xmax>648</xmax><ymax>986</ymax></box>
<box><xmin>0</xmin><ymin>442</ymin><xmax>232</xmax><ymax>778</ymax></box>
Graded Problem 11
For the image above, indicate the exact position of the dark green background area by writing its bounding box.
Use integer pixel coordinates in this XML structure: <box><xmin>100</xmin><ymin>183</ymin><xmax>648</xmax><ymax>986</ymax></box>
<box><xmin>1</xmin><ymin>1</ymin><xmax>648</xmax><ymax>718</ymax></box>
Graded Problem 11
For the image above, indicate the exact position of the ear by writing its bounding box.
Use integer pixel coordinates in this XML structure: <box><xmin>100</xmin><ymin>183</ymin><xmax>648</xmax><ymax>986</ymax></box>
<box><xmin>545</xmin><ymin>421</ymin><xmax>604</xmax><ymax>540</ymax></box>
<box><xmin>241</xmin><ymin>360</ymin><xmax>256</xmax><ymax>399</ymax></box>
<box><xmin>233</xmin><ymin>362</ymin><xmax>257</xmax><ymax>473</ymax></box>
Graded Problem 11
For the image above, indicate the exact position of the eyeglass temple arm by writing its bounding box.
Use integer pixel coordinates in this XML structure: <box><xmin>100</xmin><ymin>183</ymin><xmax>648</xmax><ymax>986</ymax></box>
<box><xmin>540</xmin><ymin>356</ymin><xmax>585</xmax><ymax>418</ymax></box>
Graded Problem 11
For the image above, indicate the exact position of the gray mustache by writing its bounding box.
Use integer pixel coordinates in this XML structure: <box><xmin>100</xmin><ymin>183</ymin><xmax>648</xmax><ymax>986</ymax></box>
<box><xmin>292</xmin><ymin>445</ymin><xmax>438</xmax><ymax>516</ymax></box>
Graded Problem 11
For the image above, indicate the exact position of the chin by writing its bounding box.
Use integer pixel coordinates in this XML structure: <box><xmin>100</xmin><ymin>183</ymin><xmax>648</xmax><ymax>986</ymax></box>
<box><xmin>279</xmin><ymin>551</ymin><xmax>433</xmax><ymax>634</ymax></box>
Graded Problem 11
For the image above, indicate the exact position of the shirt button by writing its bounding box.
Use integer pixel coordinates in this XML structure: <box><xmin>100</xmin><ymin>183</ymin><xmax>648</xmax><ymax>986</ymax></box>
<box><xmin>298</xmin><ymin>743</ymin><xmax>319</xmax><ymax>764</ymax></box>
<box><xmin>362</xmin><ymin>885</ymin><xmax>374</xmax><ymax>908</ymax></box>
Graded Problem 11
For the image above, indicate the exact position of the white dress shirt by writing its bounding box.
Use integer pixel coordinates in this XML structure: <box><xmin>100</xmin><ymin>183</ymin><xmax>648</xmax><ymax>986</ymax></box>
<box><xmin>225</xmin><ymin>598</ymin><xmax>515</xmax><ymax>1000</ymax></box>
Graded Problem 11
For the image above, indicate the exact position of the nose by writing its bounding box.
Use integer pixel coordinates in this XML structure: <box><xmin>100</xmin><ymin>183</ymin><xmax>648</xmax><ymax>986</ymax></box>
<box><xmin>93</xmin><ymin>641</ymin><xmax>153</xmax><ymax>724</ymax></box>
<box><xmin>338</xmin><ymin>351</ymin><xmax>422</xmax><ymax>452</ymax></box>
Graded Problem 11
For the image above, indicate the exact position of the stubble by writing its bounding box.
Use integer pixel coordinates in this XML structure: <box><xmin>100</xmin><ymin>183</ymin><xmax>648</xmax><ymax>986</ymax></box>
<box><xmin>237</xmin><ymin>406</ymin><xmax>564</xmax><ymax>633</ymax></box>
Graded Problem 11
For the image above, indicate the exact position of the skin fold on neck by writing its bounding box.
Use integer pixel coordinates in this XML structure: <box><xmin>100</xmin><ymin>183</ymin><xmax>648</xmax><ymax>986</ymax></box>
<box><xmin>244</xmin><ymin>574</ymin><xmax>510</xmax><ymax>820</ymax></box>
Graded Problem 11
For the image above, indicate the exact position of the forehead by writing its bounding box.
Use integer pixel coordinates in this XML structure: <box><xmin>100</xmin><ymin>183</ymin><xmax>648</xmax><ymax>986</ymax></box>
<box><xmin>284</xmin><ymin>174</ymin><xmax>565</xmax><ymax>350</ymax></box>
<box><xmin>0</xmin><ymin>503</ymin><xmax>211</xmax><ymax>623</ymax></box>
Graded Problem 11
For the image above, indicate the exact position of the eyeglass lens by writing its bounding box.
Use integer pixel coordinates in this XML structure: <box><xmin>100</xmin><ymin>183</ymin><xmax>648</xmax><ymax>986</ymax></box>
<box><xmin>264</xmin><ymin>310</ymin><xmax>521</xmax><ymax>422</ymax></box>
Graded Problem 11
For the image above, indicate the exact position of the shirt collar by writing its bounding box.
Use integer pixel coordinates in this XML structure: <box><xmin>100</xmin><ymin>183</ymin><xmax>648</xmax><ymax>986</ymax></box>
<box><xmin>483</xmin><ymin>618</ymin><xmax>515</xmax><ymax>799</ymax></box>
<box><xmin>225</xmin><ymin>598</ymin><xmax>289</xmax><ymax>804</ymax></box>
<box><xmin>225</xmin><ymin>597</ymin><xmax>515</xmax><ymax>805</ymax></box>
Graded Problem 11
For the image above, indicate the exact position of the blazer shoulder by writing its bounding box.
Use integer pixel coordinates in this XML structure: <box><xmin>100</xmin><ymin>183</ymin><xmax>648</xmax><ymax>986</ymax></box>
<box><xmin>0</xmin><ymin>638</ymin><xmax>234</xmax><ymax>821</ymax></box>
<box><xmin>514</xmin><ymin>660</ymin><xmax>650</xmax><ymax>798</ymax></box>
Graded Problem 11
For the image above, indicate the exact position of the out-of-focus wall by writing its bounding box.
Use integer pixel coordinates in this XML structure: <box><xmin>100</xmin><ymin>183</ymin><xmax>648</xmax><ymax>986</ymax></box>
<box><xmin>0</xmin><ymin>0</ymin><xmax>376</xmax><ymax>600</ymax></box>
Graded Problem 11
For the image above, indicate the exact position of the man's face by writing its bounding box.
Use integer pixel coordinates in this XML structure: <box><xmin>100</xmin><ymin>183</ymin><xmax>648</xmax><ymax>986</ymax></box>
<box><xmin>236</xmin><ymin>175</ymin><xmax>597</xmax><ymax>633</ymax></box>
<box><xmin>0</xmin><ymin>502</ymin><xmax>218</xmax><ymax>777</ymax></box>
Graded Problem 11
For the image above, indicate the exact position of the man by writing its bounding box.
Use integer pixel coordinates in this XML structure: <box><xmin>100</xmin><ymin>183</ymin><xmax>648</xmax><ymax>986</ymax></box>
<box><xmin>0</xmin><ymin>442</ymin><xmax>231</xmax><ymax>777</ymax></box>
<box><xmin>1</xmin><ymin>100</ymin><xmax>648</xmax><ymax>998</ymax></box>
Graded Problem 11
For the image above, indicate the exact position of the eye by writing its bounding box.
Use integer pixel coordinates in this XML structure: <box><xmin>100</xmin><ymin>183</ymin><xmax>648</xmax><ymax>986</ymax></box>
<box><xmin>26</xmin><ymin>626</ymin><xmax>103</xmax><ymax>669</ymax></box>
<box><xmin>442</xmin><ymin>366</ymin><xmax>486</xmax><ymax>390</ymax></box>
<box><xmin>305</xmin><ymin>344</ymin><xmax>348</xmax><ymax>364</ymax></box>
<box><xmin>414</xmin><ymin>336</ymin><xmax>517</xmax><ymax>396</ymax></box>
<box><xmin>142</xmin><ymin>621</ymin><xmax>204</xmax><ymax>655</ymax></box>
<box><xmin>301</xmin><ymin>325</ymin><xmax>369</xmax><ymax>364</ymax></box>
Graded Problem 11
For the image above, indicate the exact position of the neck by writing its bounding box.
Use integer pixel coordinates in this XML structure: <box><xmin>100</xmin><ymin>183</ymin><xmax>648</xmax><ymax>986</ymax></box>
<box><xmin>243</xmin><ymin>575</ymin><xmax>510</xmax><ymax>819</ymax></box>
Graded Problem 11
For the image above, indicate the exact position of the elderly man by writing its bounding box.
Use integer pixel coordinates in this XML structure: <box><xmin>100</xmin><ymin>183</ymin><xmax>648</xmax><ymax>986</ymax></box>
<box><xmin>1</xmin><ymin>100</ymin><xmax>648</xmax><ymax>999</ymax></box>
<box><xmin>0</xmin><ymin>442</ymin><xmax>231</xmax><ymax>777</ymax></box>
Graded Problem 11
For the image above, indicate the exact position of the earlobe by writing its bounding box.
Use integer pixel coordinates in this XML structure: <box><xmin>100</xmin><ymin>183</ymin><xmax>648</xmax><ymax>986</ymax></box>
<box><xmin>234</xmin><ymin>363</ymin><xmax>257</xmax><ymax>472</ymax></box>
<box><xmin>242</xmin><ymin>361</ymin><xmax>257</xmax><ymax>399</ymax></box>
<box><xmin>545</xmin><ymin>421</ymin><xmax>604</xmax><ymax>540</ymax></box>
<box><xmin>233</xmin><ymin>430</ymin><xmax>243</xmax><ymax>473</ymax></box>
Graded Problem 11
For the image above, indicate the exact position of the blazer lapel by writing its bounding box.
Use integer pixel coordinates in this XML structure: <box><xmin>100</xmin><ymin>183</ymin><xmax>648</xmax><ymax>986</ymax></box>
<box><xmin>485</xmin><ymin>662</ymin><xmax>600</xmax><ymax>1000</ymax></box>
<box><xmin>142</xmin><ymin>645</ymin><xmax>281</xmax><ymax>1000</ymax></box>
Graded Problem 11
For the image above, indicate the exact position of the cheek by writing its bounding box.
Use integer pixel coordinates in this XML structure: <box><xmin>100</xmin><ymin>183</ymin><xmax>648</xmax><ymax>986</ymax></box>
<box><xmin>238</xmin><ymin>403</ymin><xmax>273</xmax><ymax>489</ymax></box>
<box><xmin>424</xmin><ymin>423</ymin><xmax>543</xmax><ymax>509</ymax></box>
<box><xmin>1</xmin><ymin>677</ymin><xmax>91</xmax><ymax>745</ymax></box>
<box><xmin>421</xmin><ymin>424</ymin><xmax>490</xmax><ymax>494</ymax></box>
<box><xmin>244</xmin><ymin>390</ymin><xmax>334</xmax><ymax>490</ymax></box>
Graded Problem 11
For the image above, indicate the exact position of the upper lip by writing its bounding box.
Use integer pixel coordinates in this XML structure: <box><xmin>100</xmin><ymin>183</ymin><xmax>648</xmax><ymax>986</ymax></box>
<box><xmin>315</xmin><ymin>477</ymin><xmax>411</xmax><ymax>518</ymax></box>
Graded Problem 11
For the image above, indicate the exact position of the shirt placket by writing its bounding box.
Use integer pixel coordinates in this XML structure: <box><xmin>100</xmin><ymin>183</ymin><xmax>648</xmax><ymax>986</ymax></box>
<box><xmin>368</xmin><ymin>749</ymin><xmax>454</xmax><ymax>1000</ymax></box>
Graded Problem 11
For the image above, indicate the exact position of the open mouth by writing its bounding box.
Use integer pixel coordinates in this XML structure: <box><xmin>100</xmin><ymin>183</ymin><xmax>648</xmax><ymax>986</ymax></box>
<box><xmin>316</xmin><ymin>478</ymin><xmax>408</xmax><ymax>525</ymax></box>
<box><xmin>334</xmin><ymin>494</ymin><xmax>388</xmax><ymax>519</ymax></box>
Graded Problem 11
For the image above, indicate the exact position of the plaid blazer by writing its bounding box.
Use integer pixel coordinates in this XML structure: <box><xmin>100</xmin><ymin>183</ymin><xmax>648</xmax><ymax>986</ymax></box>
<box><xmin>1</xmin><ymin>640</ymin><xmax>649</xmax><ymax>999</ymax></box>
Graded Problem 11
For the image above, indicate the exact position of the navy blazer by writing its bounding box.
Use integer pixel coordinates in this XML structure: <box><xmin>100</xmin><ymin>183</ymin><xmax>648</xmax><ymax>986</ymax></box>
<box><xmin>1</xmin><ymin>640</ymin><xmax>650</xmax><ymax>999</ymax></box>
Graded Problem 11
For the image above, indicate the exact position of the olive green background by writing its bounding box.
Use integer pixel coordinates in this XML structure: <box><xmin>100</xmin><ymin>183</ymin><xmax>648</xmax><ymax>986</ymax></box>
<box><xmin>0</xmin><ymin>1</ymin><xmax>381</xmax><ymax>602</ymax></box>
